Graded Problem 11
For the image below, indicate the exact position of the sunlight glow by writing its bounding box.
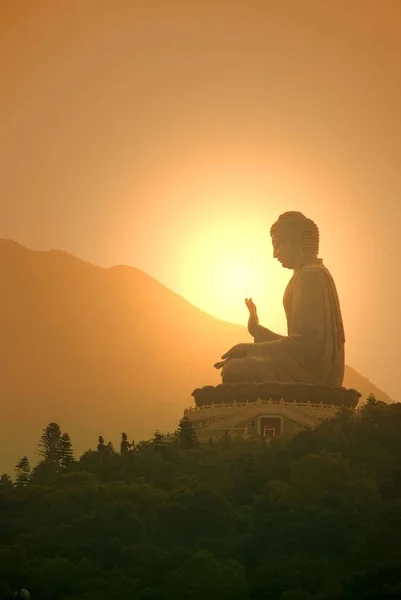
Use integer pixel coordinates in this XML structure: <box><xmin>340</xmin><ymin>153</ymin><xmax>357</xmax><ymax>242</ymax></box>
<box><xmin>181</xmin><ymin>218</ymin><xmax>289</xmax><ymax>331</ymax></box>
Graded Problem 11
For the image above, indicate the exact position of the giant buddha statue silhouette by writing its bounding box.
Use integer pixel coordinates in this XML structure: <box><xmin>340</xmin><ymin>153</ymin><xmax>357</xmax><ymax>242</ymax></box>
<box><xmin>215</xmin><ymin>211</ymin><xmax>345</xmax><ymax>386</ymax></box>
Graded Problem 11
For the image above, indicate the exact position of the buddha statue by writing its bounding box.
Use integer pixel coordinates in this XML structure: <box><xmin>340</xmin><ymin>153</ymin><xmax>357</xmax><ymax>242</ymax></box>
<box><xmin>215</xmin><ymin>211</ymin><xmax>345</xmax><ymax>386</ymax></box>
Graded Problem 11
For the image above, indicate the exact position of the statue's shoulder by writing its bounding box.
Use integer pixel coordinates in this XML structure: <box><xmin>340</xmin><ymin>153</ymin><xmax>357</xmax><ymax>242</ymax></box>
<box><xmin>295</xmin><ymin>262</ymin><xmax>332</xmax><ymax>289</ymax></box>
<box><xmin>296</xmin><ymin>262</ymin><xmax>326</xmax><ymax>279</ymax></box>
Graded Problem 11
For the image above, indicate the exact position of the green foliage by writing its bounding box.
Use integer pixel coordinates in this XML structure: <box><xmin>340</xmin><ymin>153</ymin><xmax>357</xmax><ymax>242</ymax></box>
<box><xmin>0</xmin><ymin>473</ymin><xmax>13</xmax><ymax>487</ymax></box>
<box><xmin>30</xmin><ymin>460</ymin><xmax>59</xmax><ymax>485</ymax></box>
<box><xmin>14</xmin><ymin>457</ymin><xmax>31</xmax><ymax>487</ymax></box>
<box><xmin>176</xmin><ymin>416</ymin><xmax>198</xmax><ymax>448</ymax></box>
<box><xmin>153</xmin><ymin>430</ymin><xmax>164</xmax><ymax>445</ymax></box>
<box><xmin>165</xmin><ymin>550</ymin><xmax>248</xmax><ymax>599</ymax></box>
<box><xmin>1</xmin><ymin>403</ymin><xmax>401</xmax><ymax>598</ymax></box>
<box><xmin>38</xmin><ymin>422</ymin><xmax>63</xmax><ymax>464</ymax></box>
<box><xmin>36</xmin><ymin>422</ymin><xmax>75</xmax><ymax>477</ymax></box>
<box><xmin>60</xmin><ymin>432</ymin><xmax>75</xmax><ymax>468</ymax></box>
<box><xmin>366</xmin><ymin>392</ymin><xmax>377</xmax><ymax>405</ymax></box>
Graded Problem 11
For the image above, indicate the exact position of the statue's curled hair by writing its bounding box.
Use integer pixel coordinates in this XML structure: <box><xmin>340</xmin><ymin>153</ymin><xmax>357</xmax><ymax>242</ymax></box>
<box><xmin>270</xmin><ymin>211</ymin><xmax>320</xmax><ymax>255</ymax></box>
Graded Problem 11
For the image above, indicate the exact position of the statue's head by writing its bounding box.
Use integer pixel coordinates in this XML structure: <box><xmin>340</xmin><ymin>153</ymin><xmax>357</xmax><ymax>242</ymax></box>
<box><xmin>122</xmin><ymin>432</ymin><xmax>127</xmax><ymax>441</ymax></box>
<box><xmin>270</xmin><ymin>211</ymin><xmax>319</xmax><ymax>269</ymax></box>
<box><xmin>98</xmin><ymin>435</ymin><xmax>104</xmax><ymax>444</ymax></box>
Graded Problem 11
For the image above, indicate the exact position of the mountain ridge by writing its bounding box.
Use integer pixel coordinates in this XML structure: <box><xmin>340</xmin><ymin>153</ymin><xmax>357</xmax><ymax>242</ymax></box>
<box><xmin>0</xmin><ymin>239</ymin><xmax>392</xmax><ymax>473</ymax></box>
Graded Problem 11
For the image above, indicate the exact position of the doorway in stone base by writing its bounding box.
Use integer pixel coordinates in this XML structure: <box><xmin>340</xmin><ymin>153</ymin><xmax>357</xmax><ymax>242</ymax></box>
<box><xmin>259</xmin><ymin>417</ymin><xmax>282</xmax><ymax>438</ymax></box>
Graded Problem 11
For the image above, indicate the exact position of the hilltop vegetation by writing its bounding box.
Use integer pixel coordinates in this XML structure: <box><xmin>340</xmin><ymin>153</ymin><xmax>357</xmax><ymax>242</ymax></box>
<box><xmin>1</xmin><ymin>398</ymin><xmax>401</xmax><ymax>599</ymax></box>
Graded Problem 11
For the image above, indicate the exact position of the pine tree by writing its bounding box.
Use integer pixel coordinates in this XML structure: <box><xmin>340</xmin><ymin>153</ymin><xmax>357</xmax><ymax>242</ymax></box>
<box><xmin>176</xmin><ymin>416</ymin><xmax>198</xmax><ymax>449</ymax></box>
<box><xmin>0</xmin><ymin>473</ymin><xmax>13</xmax><ymax>487</ymax></box>
<box><xmin>366</xmin><ymin>393</ymin><xmax>377</xmax><ymax>404</ymax></box>
<box><xmin>14</xmin><ymin>456</ymin><xmax>31</xmax><ymax>487</ymax></box>
<box><xmin>38</xmin><ymin>422</ymin><xmax>63</xmax><ymax>464</ymax></box>
<box><xmin>59</xmin><ymin>433</ymin><xmax>74</xmax><ymax>468</ymax></box>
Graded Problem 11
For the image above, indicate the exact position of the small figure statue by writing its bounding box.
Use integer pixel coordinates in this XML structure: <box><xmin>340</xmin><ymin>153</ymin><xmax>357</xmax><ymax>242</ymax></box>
<box><xmin>106</xmin><ymin>441</ymin><xmax>115</xmax><ymax>454</ymax></box>
<box><xmin>97</xmin><ymin>435</ymin><xmax>106</xmax><ymax>452</ymax></box>
<box><xmin>215</xmin><ymin>212</ymin><xmax>345</xmax><ymax>386</ymax></box>
<box><xmin>120</xmin><ymin>432</ymin><xmax>133</xmax><ymax>455</ymax></box>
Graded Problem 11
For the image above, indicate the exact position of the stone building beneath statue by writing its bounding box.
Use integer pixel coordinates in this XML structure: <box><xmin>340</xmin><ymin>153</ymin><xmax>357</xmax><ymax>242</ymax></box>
<box><xmin>185</xmin><ymin>382</ymin><xmax>361</xmax><ymax>443</ymax></box>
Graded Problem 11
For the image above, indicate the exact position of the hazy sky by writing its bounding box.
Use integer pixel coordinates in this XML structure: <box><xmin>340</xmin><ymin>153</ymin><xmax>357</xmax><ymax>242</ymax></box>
<box><xmin>1</xmin><ymin>0</ymin><xmax>401</xmax><ymax>398</ymax></box>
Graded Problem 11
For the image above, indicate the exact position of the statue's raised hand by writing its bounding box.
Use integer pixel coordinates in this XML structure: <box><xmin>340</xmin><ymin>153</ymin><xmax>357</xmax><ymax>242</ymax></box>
<box><xmin>245</xmin><ymin>297</ymin><xmax>259</xmax><ymax>337</ymax></box>
<box><xmin>245</xmin><ymin>297</ymin><xmax>257</xmax><ymax>316</ymax></box>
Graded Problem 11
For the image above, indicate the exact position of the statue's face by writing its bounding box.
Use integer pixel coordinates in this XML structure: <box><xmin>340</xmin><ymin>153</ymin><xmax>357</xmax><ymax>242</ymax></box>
<box><xmin>271</xmin><ymin>233</ymin><xmax>302</xmax><ymax>269</ymax></box>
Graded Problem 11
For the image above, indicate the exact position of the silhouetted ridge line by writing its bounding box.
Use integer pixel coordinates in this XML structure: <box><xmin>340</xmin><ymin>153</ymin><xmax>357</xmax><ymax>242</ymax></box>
<box><xmin>0</xmin><ymin>239</ymin><xmax>392</xmax><ymax>475</ymax></box>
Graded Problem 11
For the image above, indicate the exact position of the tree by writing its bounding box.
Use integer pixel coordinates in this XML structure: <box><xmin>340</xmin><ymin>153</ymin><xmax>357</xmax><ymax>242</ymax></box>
<box><xmin>176</xmin><ymin>416</ymin><xmax>198</xmax><ymax>449</ymax></box>
<box><xmin>14</xmin><ymin>457</ymin><xmax>31</xmax><ymax>487</ymax></box>
<box><xmin>221</xmin><ymin>430</ymin><xmax>232</xmax><ymax>448</ymax></box>
<box><xmin>166</xmin><ymin>551</ymin><xmax>248</xmax><ymax>600</ymax></box>
<box><xmin>30</xmin><ymin>460</ymin><xmax>58</xmax><ymax>485</ymax></box>
<box><xmin>38</xmin><ymin>422</ymin><xmax>63</xmax><ymax>464</ymax></box>
<box><xmin>60</xmin><ymin>433</ymin><xmax>75</xmax><ymax>468</ymax></box>
<box><xmin>153</xmin><ymin>430</ymin><xmax>164</xmax><ymax>446</ymax></box>
<box><xmin>0</xmin><ymin>473</ymin><xmax>13</xmax><ymax>487</ymax></box>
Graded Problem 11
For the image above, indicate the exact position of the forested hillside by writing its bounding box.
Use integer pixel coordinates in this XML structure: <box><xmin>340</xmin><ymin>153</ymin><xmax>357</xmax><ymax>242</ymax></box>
<box><xmin>1</xmin><ymin>398</ymin><xmax>400</xmax><ymax>599</ymax></box>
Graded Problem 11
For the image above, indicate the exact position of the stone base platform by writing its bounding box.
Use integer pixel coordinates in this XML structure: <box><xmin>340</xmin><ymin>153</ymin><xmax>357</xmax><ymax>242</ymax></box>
<box><xmin>186</xmin><ymin>382</ymin><xmax>361</xmax><ymax>442</ymax></box>
<box><xmin>192</xmin><ymin>382</ymin><xmax>361</xmax><ymax>408</ymax></box>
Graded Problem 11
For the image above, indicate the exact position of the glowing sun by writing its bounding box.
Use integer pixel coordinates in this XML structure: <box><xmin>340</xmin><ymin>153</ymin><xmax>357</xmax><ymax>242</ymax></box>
<box><xmin>181</xmin><ymin>219</ymin><xmax>289</xmax><ymax>329</ymax></box>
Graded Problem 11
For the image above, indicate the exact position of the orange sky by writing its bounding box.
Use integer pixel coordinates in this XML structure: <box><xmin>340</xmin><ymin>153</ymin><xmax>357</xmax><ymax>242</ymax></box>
<box><xmin>1</xmin><ymin>0</ymin><xmax>401</xmax><ymax>398</ymax></box>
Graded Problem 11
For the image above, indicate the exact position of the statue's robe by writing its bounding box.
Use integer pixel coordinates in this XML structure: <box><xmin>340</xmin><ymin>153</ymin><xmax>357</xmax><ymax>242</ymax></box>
<box><xmin>222</xmin><ymin>261</ymin><xmax>345</xmax><ymax>386</ymax></box>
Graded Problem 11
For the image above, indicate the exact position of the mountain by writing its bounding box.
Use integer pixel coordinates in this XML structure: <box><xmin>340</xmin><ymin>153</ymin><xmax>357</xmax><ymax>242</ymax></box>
<box><xmin>0</xmin><ymin>240</ymin><xmax>392</xmax><ymax>473</ymax></box>
<box><xmin>341</xmin><ymin>366</ymin><xmax>392</xmax><ymax>405</ymax></box>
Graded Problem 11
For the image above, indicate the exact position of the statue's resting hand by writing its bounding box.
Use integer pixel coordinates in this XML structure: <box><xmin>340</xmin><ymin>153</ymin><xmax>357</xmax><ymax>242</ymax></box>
<box><xmin>221</xmin><ymin>343</ymin><xmax>249</xmax><ymax>360</ymax></box>
<box><xmin>214</xmin><ymin>360</ymin><xmax>226</xmax><ymax>369</ymax></box>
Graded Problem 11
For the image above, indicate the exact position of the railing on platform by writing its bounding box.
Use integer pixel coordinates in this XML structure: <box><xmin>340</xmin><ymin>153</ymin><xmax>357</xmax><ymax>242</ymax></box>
<box><xmin>184</xmin><ymin>398</ymin><xmax>339</xmax><ymax>415</ymax></box>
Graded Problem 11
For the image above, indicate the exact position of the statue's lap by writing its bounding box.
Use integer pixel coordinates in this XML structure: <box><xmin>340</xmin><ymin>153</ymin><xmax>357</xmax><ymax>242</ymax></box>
<box><xmin>222</xmin><ymin>357</ymin><xmax>275</xmax><ymax>384</ymax></box>
<box><xmin>221</xmin><ymin>356</ymin><xmax>304</xmax><ymax>385</ymax></box>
